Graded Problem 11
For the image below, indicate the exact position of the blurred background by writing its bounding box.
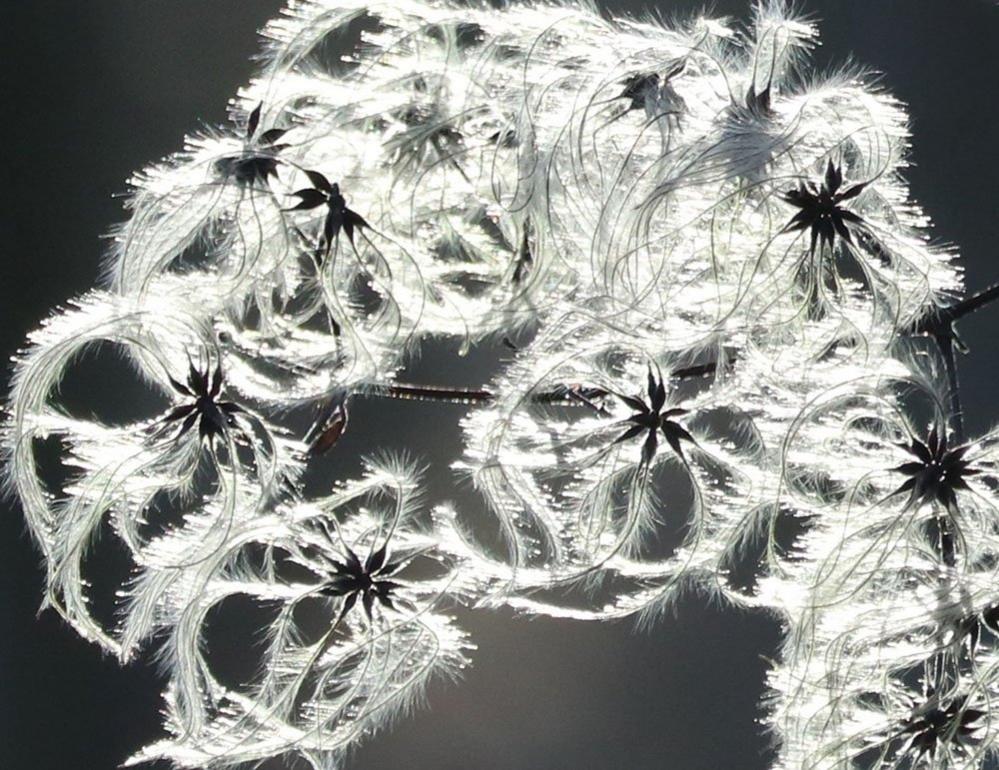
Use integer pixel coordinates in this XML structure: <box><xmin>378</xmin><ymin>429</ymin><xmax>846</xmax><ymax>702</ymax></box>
<box><xmin>2</xmin><ymin>2</ymin><xmax>997</xmax><ymax>768</ymax></box>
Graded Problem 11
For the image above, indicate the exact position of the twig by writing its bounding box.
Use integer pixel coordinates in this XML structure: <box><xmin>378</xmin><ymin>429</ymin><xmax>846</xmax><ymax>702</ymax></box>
<box><xmin>356</xmin><ymin>360</ymin><xmax>724</xmax><ymax>407</ymax></box>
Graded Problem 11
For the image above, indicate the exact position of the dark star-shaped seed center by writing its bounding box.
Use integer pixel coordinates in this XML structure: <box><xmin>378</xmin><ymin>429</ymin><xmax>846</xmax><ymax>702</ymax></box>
<box><xmin>214</xmin><ymin>102</ymin><xmax>290</xmax><ymax>188</ymax></box>
<box><xmin>897</xmin><ymin>695</ymin><xmax>983</xmax><ymax>763</ymax></box>
<box><xmin>890</xmin><ymin>425</ymin><xmax>977</xmax><ymax>515</ymax></box>
<box><xmin>612</xmin><ymin>368</ymin><xmax>696</xmax><ymax>466</ymax></box>
<box><xmin>321</xmin><ymin>541</ymin><xmax>405</xmax><ymax>624</ymax></box>
<box><xmin>284</xmin><ymin>170</ymin><xmax>370</xmax><ymax>263</ymax></box>
<box><xmin>162</xmin><ymin>359</ymin><xmax>244</xmax><ymax>446</ymax></box>
<box><xmin>780</xmin><ymin>159</ymin><xmax>868</xmax><ymax>257</ymax></box>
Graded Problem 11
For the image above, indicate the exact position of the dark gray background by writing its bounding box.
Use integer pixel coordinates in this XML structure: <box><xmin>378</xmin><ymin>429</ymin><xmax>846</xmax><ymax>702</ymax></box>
<box><xmin>2</xmin><ymin>2</ymin><xmax>997</xmax><ymax>768</ymax></box>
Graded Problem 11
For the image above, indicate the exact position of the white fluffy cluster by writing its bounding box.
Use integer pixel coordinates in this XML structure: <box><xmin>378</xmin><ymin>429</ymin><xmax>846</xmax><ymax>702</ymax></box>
<box><xmin>6</xmin><ymin>1</ymin><xmax>998</xmax><ymax>768</ymax></box>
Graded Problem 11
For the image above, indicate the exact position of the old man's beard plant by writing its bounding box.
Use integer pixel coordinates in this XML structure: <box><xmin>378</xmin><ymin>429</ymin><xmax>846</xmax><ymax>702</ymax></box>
<box><xmin>6</xmin><ymin>0</ymin><xmax>999</xmax><ymax>767</ymax></box>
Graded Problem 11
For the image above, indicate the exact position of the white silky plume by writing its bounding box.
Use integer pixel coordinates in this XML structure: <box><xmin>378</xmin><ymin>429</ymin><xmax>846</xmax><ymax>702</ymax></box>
<box><xmin>5</xmin><ymin>1</ymin><xmax>988</xmax><ymax>769</ymax></box>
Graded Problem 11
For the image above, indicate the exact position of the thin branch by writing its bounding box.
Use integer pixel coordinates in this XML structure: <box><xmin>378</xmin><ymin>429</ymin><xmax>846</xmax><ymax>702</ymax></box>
<box><xmin>910</xmin><ymin>281</ymin><xmax>999</xmax><ymax>341</ymax></box>
<box><xmin>362</xmin><ymin>382</ymin><xmax>494</xmax><ymax>404</ymax></box>
<box><xmin>948</xmin><ymin>281</ymin><xmax>999</xmax><ymax>323</ymax></box>
<box><xmin>356</xmin><ymin>361</ymin><xmax>724</xmax><ymax>408</ymax></box>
